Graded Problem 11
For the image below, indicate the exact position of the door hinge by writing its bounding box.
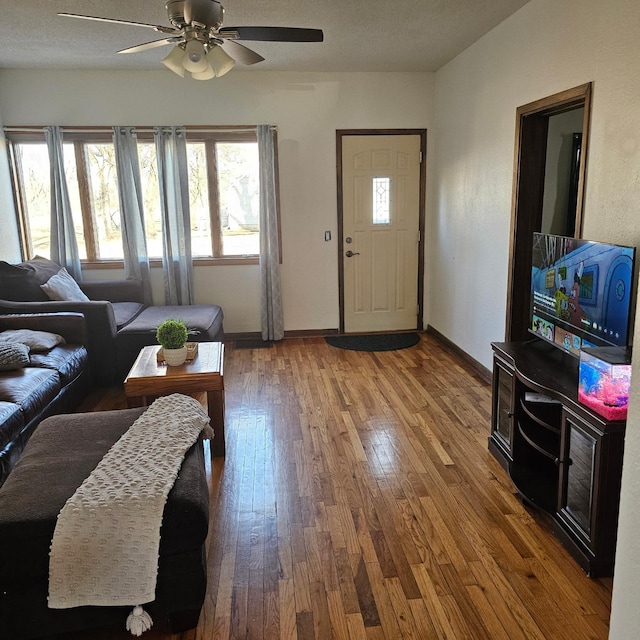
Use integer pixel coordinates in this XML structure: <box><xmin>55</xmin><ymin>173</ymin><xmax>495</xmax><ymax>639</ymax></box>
<box><xmin>419</xmin><ymin>151</ymin><xmax>423</xmax><ymax>163</ymax></box>
<box><xmin>416</xmin><ymin>304</ymin><xmax>420</xmax><ymax>315</ymax></box>
<box><xmin>417</xmin><ymin>230</ymin><xmax>421</xmax><ymax>243</ymax></box>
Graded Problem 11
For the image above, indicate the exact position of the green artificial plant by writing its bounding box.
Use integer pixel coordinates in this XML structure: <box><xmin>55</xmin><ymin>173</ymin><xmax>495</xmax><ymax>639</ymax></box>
<box><xmin>156</xmin><ymin>319</ymin><xmax>189</xmax><ymax>350</ymax></box>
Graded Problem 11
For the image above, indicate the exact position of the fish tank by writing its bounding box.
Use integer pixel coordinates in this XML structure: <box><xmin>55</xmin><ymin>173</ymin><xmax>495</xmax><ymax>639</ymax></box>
<box><xmin>578</xmin><ymin>346</ymin><xmax>632</xmax><ymax>420</ymax></box>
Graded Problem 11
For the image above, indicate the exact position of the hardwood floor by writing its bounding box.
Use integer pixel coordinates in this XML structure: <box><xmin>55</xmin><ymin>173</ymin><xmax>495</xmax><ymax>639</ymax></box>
<box><xmin>70</xmin><ymin>333</ymin><xmax>612</xmax><ymax>639</ymax></box>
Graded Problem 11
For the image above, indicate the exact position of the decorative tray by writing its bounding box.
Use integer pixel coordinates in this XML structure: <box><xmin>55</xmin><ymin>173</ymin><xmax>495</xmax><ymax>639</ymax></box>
<box><xmin>156</xmin><ymin>342</ymin><xmax>199</xmax><ymax>364</ymax></box>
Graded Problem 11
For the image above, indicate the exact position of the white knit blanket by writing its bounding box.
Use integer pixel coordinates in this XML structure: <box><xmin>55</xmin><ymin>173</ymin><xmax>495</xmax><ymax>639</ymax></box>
<box><xmin>48</xmin><ymin>394</ymin><xmax>211</xmax><ymax>611</ymax></box>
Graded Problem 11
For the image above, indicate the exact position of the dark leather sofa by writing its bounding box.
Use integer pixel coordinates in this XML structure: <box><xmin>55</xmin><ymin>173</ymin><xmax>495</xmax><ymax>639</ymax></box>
<box><xmin>0</xmin><ymin>312</ymin><xmax>90</xmax><ymax>486</ymax></box>
<box><xmin>0</xmin><ymin>257</ymin><xmax>224</xmax><ymax>384</ymax></box>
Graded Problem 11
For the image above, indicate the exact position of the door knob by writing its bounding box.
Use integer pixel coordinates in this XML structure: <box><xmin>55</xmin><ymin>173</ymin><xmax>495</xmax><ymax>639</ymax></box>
<box><xmin>345</xmin><ymin>250</ymin><xmax>360</xmax><ymax>257</ymax></box>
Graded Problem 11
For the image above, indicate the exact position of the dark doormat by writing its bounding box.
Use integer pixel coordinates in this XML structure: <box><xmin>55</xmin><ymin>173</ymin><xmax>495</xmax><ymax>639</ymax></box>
<box><xmin>325</xmin><ymin>332</ymin><xmax>420</xmax><ymax>352</ymax></box>
<box><xmin>234</xmin><ymin>339</ymin><xmax>274</xmax><ymax>349</ymax></box>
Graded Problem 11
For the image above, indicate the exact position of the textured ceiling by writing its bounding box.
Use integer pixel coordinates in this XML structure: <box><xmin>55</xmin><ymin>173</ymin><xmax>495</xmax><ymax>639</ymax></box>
<box><xmin>0</xmin><ymin>0</ymin><xmax>530</xmax><ymax>73</ymax></box>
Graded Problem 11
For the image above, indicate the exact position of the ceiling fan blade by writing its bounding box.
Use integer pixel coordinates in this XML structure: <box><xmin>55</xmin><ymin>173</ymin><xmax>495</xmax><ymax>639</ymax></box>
<box><xmin>58</xmin><ymin>13</ymin><xmax>179</xmax><ymax>35</ymax></box>
<box><xmin>183</xmin><ymin>0</ymin><xmax>223</xmax><ymax>27</ymax></box>
<box><xmin>219</xmin><ymin>26</ymin><xmax>324</xmax><ymax>42</ymax></box>
<box><xmin>118</xmin><ymin>37</ymin><xmax>181</xmax><ymax>55</ymax></box>
<box><xmin>219</xmin><ymin>40</ymin><xmax>265</xmax><ymax>66</ymax></box>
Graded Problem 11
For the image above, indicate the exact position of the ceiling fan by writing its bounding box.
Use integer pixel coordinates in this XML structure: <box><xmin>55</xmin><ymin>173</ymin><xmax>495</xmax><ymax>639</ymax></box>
<box><xmin>59</xmin><ymin>0</ymin><xmax>324</xmax><ymax>80</ymax></box>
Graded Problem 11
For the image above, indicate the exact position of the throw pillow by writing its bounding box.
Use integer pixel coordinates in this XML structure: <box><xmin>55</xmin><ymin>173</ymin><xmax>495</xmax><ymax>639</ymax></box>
<box><xmin>0</xmin><ymin>342</ymin><xmax>30</xmax><ymax>371</ymax></box>
<box><xmin>0</xmin><ymin>256</ymin><xmax>62</xmax><ymax>302</ymax></box>
<box><xmin>0</xmin><ymin>329</ymin><xmax>65</xmax><ymax>352</ymax></box>
<box><xmin>40</xmin><ymin>268</ymin><xmax>90</xmax><ymax>302</ymax></box>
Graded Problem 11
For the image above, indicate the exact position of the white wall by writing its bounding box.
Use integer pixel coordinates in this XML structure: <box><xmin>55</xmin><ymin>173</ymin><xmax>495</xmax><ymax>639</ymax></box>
<box><xmin>0</xmin><ymin>70</ymin><xmax>434</xmax><ymax>333</ymax></box>
<box><xmin>0</xmin><ymin>110</ymin><xmax>20</xmax><ymax>262</ymax></box>
<box><xmin>431</xmin><ymin>0</ymin><xmax>640</xmax><ymax>636</ymax></box>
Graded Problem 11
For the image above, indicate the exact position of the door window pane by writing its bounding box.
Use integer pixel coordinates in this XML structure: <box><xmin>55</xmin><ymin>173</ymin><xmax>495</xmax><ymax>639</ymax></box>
<box><xmin>372</xmin><ymin>177</ymin><xmax>390</xmax><ymax>225</ymax></box>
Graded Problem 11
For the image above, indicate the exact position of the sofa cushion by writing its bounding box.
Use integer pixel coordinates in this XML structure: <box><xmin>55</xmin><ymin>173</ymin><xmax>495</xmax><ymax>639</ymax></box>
<box><xmin>0</xmin><ymin>329</ymin><xmax>65</xmax><ymax>352</ymax></box>
<box><xmin>112</xmin><ymin>301</ymin><xmax>145</xmax><ymax>330</ymax></box>
<box><xmin>0</xmin><ymin>256</ymin><xmax>61</xmax><ymax>302</ymax></box>
<box><xmin>0</xmin><ymin>368</ymin><xmax>60</xmax><ymax>425</ymax></box>
<box><xmin>0</xmin><ymin>402</ymin><xmax>25</xmax><ymax>451</ymax></box>
<box><xmin>40</xmin><ymin>268</ymin><xmax>90</xmax><ymax>303</ymax></box>
<box><xmin>0</xmin><ymin>343</ymin><xmax>30</xmax><ymax>371</ymax></box>
<box><xmin>118</xmin><ymin>305</ymin><xmax>223</xmax><ymax>339</ymax></box>
<box><xmin>29</xmin><ymin>345</ymin><xmax>89</xmax><ymax>386</ymax></box>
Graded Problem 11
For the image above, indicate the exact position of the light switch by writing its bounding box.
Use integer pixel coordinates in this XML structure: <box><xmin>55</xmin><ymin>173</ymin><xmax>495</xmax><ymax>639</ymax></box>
<box><xmin>324</xmin><ymin>231</ymin><xmax>331</xmax><ymax>241</ymax></box>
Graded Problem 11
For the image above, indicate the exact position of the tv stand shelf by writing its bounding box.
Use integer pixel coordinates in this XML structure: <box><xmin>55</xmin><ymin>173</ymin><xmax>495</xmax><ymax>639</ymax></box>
<box><xmin>517</xmin><ymin>420</ymin><xmax>558</xmax><ymax>460</ymax></box>
<box><xmin>489</xmin><ymin>340</ymin><xmax>626</xmax><ymax>577</ymax></box>
<box><xmin>520</xmin><ymin>396</ymin><xmax>561</xmax><ymax>433</ymax></box>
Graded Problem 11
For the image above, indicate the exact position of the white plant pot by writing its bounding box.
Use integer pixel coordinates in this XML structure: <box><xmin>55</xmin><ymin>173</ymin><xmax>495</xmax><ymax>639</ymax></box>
<box><xmin>163</xmin><ymin>346</ymin><xmax>188</xmax><ymax>366</ymax></box>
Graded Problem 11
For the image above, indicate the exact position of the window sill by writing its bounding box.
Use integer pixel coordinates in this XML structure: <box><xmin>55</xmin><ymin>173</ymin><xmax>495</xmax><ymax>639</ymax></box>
<box><xmin>80</xmin><ymin>257</ymin><xmax>259</xmax><ymax>269</ymax></box>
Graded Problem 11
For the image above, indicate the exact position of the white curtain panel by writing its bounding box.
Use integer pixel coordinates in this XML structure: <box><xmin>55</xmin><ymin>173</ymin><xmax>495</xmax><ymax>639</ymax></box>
<box><xmin>154</xmin><ymin>126</ymin><xmax>194</xmax><ymax>306</ymax></box>
<box><xmin>44</xmin><ymin>126</ymin><xmax>82</xmax><ymax>280</ymax></box>
<box><xmin>113</xmin><ymin>127</ymin><xmax>153</xmax><ymax>306</ymax></box>
<box><xmin>257</xmin><ymin>125</ymin><xmax>284</xmax><ymax>341</ymax></box>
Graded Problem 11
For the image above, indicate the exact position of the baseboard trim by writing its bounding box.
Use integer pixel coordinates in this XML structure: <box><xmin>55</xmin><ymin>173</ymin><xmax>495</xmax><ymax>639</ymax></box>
<box><xmin>225</xmin><ymin>332</ymin><xmax>262</xmax><ymax>342</ymax></box>
<box><xmin>227</xmin><ymin>328</ymin><xmax>340</xmax><ymax>342</ymax></box>
<box><xmin>284</xmin><ymin>328</ymin><xmax>340</xmax><ymax>338</ymax></box>
<box><xmin>426</xmin><ymin>325</ymin><xmax>492</xmax><ymax>384</ymax></box>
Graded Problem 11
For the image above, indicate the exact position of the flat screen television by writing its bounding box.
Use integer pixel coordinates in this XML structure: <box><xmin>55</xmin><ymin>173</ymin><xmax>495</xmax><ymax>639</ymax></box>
<box><xmin>529</xmin><ymin>232</ymin><xmax>636</xmax><ymax>357</ymax></box>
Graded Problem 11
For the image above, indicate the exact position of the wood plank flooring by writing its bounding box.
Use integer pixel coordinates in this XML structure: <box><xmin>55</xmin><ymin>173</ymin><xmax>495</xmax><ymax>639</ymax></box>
<box><xmin>68</xmin><ymin>333</ymin><xmax>612</xmax><ymax>639</ymax></box>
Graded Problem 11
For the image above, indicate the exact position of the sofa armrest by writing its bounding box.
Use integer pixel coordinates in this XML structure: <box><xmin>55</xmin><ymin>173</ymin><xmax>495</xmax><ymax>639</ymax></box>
<box><xmin>79</xmin><ymin>279</ymin><xmax>145</xmax><ymax>304</ymax></box>
<box><xmin>0</xmin><ymin>312</ymin><xmax>88</xmax><ymax>346</ymax></box>
<box><xmin>0</xmin><ymin>299</ymin><xmax>117</xmax><ymax>384</ymax></box>
<box><xmin>0</xmin><ymin>299</ymin><xmax>116</xmax><ymax>338</ymax></box>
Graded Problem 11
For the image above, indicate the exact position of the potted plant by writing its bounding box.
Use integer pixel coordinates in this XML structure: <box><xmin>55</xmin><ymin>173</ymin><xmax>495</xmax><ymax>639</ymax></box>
<box><xmin>156</xmin><ymin>319</ymin><xmax>189</xmax><ymax>366</ymax></box>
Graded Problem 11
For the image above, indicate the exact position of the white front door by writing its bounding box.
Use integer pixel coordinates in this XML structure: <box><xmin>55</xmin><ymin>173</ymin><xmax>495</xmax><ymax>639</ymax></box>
<box><xmin>341</xmin><ymin>134</ymin><xmax>422</xmax><ymax>333</ymax></box>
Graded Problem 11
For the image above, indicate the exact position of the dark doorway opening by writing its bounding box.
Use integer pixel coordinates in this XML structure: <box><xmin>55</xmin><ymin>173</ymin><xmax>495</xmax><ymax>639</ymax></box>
<box><xmin>505</xmin><ymin>83</ymin><xmax>592</xmax><ymax>342</ymax></box>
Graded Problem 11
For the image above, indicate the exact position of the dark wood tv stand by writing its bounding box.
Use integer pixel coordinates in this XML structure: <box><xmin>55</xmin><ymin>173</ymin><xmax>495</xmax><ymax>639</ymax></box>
<box><xmin>489</xmin><ymin>339</ymin><xmax>626</xmax><ymax>577</ymax></box>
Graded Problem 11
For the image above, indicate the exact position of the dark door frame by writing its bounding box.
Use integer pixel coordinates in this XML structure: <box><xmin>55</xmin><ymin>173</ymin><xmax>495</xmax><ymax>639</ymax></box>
<box><xmin>336</xmin><ymin>129</ymin><xmax>427</xmax><ymax>333</ymax></box>
<box><xmin>505</xmin><ymin>83</ymin><xmax>593</xmax><ymax>342</ymax></box>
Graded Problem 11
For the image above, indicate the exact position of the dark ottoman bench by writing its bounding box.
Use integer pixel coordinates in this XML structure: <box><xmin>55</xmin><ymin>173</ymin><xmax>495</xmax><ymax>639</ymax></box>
<box><xmin>0</xmin><ymin>407</ymin><xmax>209</xmax><ymax>639</ymax></box>
<box><xmin>116</xmin><ymin>304</ymin><xmax>224</xmax><ymax>380</ymax></box>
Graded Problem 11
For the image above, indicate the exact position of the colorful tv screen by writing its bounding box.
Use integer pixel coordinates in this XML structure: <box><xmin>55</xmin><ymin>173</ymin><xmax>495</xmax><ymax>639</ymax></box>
<box><xmin>529</xmin><ymin>233</ymin><xmax>636</xmax><ymax>357</ymax></box>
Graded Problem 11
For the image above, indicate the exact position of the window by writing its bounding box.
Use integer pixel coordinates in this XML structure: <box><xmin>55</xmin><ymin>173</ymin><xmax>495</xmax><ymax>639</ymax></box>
<box><xmin>216</xmin><ymin>142</ymin><xmax>260</xmax><ymax>256</ymax></box>
<box><xmin>372</xmin><ymin>177</ymin><xmax>391</xmax><ymax>225</ymax></box>
<box><xmin>6</xmin><ymin>127</ymin><xmax>270</xmax><ymax>264</ymax></box>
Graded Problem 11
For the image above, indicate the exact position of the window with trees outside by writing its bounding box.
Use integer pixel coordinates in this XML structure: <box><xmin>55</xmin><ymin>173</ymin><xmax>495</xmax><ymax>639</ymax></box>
<box><xmin>5</xmin><ymin>127</ymin><xmax>271</xmax><ymax>265</ymax></box>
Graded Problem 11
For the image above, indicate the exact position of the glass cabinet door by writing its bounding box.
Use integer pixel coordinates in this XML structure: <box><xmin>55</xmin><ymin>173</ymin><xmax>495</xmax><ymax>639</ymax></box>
<box><xmin>492</xmin><ymin>362</ymin><xmax>513</xmax><ymax>452</ymax></box>
<box><xmin>561</xmin><ymin>417</ymin><xmax>597</xmax><ymax>537</ymax></box>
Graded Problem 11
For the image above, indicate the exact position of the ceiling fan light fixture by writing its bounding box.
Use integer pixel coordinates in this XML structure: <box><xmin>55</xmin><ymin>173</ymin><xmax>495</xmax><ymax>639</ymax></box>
<box><xmin>162</xmin><ymin>45</ymin><xmax>186</xmax><ymax>77</ymax></box>
<box><xmin>183</xmin><ymin>38</ymin><xmax>208</xmax><ymax>72</ymax></box>
<box><xmin>207</xmin><ymin>44</ymin><xmax>235</xmax><ymax>77</ymax></box>
<box><xmin>58</xmin><ymin>3</ymin><xmax>324</xmax><ymax>80</ymax></box>
<box><xmin>191</xmin><ymin>63</ymin><xmax>216</xmax><ymax>81</ymax></box>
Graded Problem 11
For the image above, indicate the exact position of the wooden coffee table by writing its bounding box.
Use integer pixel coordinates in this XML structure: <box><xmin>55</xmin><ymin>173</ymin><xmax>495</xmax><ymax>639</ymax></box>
<box><xmin>124</xmin><ymin>342</ymin><xmax>225</xmax><ymax>456</ymax></box>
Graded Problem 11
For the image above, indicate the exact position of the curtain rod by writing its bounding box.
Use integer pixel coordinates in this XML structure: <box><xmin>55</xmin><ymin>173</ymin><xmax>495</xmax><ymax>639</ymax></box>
<box><xmin>4</xmin><ymin>125</ymin><xmax>277</xmax><ymax>134</ymax></box>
